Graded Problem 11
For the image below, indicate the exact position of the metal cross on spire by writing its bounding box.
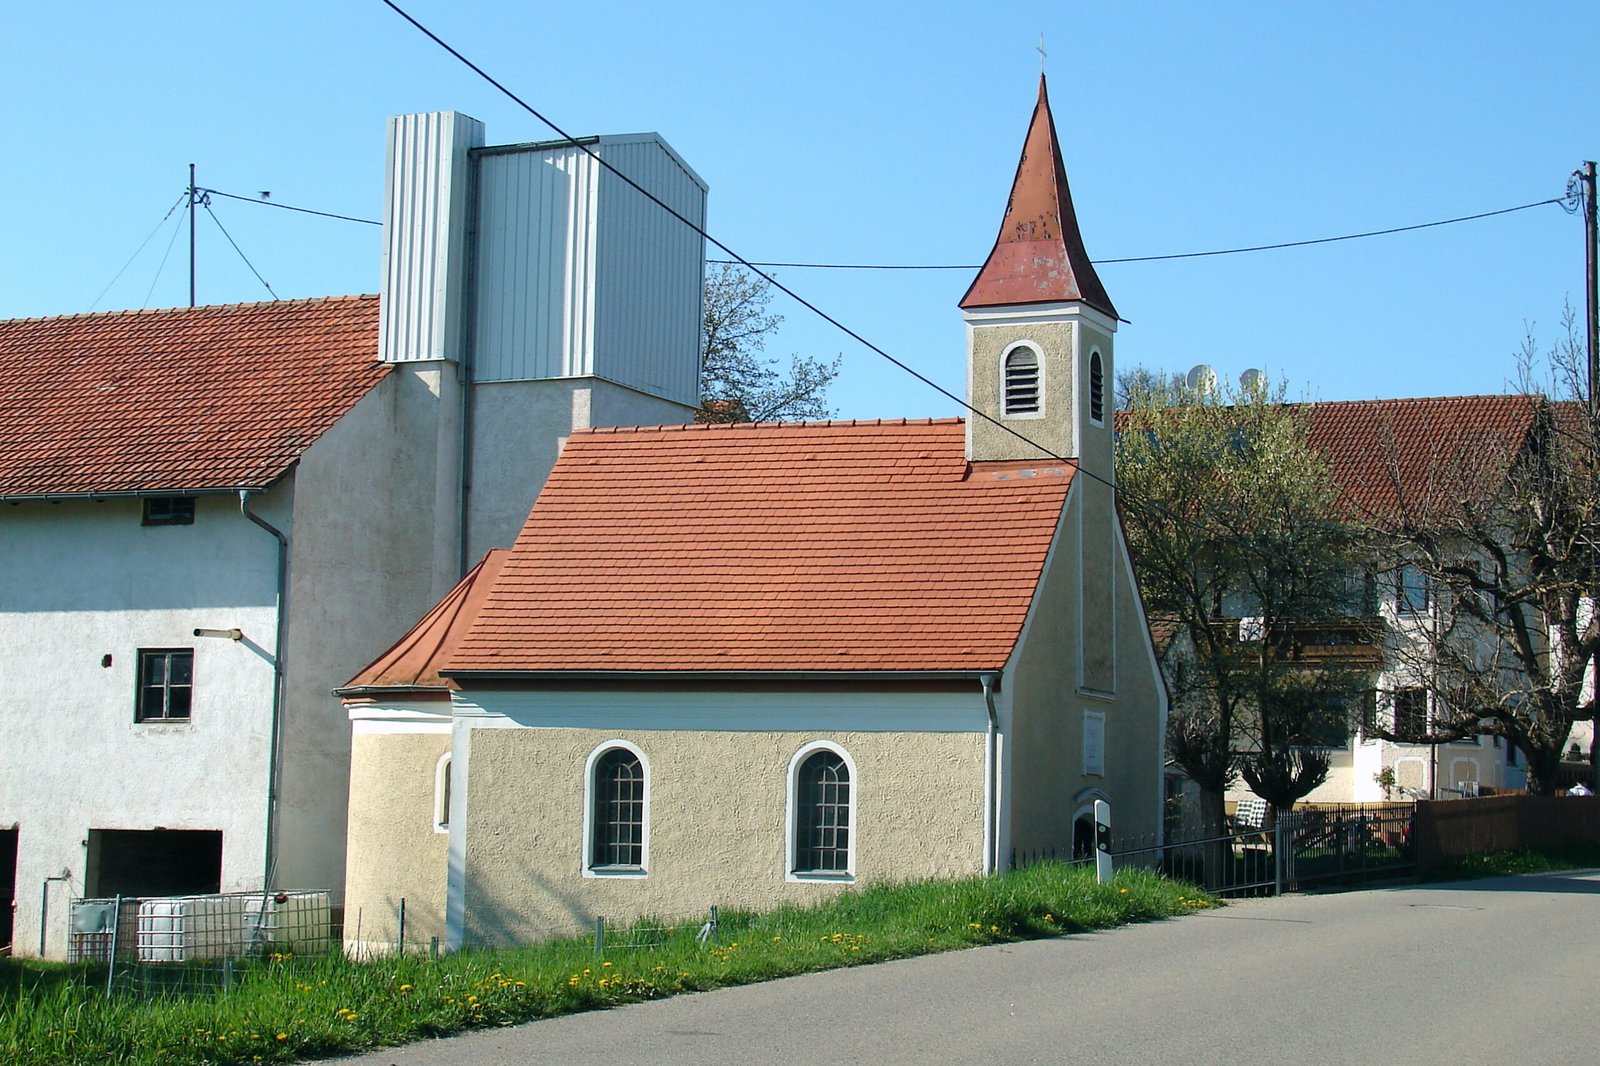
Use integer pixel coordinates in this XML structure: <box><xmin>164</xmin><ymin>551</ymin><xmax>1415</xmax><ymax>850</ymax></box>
<box><xmin>1037</xmin><ymin>32</ymin><xmax>1047</xmax><ymax>74</ymax></box>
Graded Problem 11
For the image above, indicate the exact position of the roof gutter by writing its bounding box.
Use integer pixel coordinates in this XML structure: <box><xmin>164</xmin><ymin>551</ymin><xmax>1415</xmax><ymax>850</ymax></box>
<box><xmin>240</xmin><ymin>489</ymin><xmax>289</xmax><ymax>893</ymax></box>
<box><xmin>1</xmin><ymin>486</ymin><xmax>271</xmax><ymax>505</ymax></box>
<box><xmin>440</xmin><ymin>669</ymin><xmax>996</xmax><ymax>683</ymax></box>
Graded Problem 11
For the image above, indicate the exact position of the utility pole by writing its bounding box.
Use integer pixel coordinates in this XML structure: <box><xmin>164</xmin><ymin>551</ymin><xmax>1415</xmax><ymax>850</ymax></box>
<box><xmin>188</xmin><ymin>163</ymin><xmax>197</xmax><ymax>308</ymax></box>
<box><xmin>1582</xmin><ymin>162</ymin><xmax>1600</xmax><ymax>791</ymax></box>
<box><xmin>1583</xmin><ymin>161</ymin><xmax>1597</xmax><ymax>418</ymax></box>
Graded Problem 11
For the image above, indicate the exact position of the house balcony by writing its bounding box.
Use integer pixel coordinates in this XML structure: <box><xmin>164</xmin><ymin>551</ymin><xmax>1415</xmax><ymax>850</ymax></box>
<box><xmin>1206</xmin><ymin>617</ymin><xmax>1385</xmax><ymax>666</ymax></box>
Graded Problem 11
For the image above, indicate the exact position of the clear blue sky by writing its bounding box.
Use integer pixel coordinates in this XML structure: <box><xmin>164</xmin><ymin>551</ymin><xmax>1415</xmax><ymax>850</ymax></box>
<box><xmin>5</xmin><ymin>2</ymin><xmax>1595</xmax><ymax>419</ymax></box>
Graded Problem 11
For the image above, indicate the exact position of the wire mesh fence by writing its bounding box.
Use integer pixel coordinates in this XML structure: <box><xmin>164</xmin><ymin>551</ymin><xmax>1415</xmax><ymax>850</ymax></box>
<box><xmin>67</xmin><ymin>890</ymin><xmax>333</xmax><ymax>997</ymax></box>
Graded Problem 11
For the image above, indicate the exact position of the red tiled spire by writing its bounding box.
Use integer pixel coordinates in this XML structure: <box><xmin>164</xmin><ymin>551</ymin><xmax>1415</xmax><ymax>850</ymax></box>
<box><xmin>959</xmin><ymin>76</ymin><xmax>1117</xmax><ymax>319</ymax></box>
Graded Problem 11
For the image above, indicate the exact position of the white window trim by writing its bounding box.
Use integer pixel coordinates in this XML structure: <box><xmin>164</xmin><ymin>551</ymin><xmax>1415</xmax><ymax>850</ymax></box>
<box><xmin>433</xmin><ymin>752</ymin><xmax>452</xmax><ymax>834</ymax></box>
<box><xmin>1000</xmin><ymin>341</ymin><xmax>1046</xmax><ymax>420</ymax></box>
<box><xmin>1088</xmin><ymin>348</ymin><xmax>1105</xmax><ymax>426</ymax></box>
<box><xmin>786</xmin><ymin>740</ymin><xmax>857</xmax><ymax>883</ymax></box>
<box><xmin>582</xmin><ymin>739</ymin><xmax>650</xmax><ymax>879</ymax></box>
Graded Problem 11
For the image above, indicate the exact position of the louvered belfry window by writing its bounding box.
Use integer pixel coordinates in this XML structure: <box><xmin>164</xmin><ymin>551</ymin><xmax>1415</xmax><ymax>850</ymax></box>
<box><xmin>795</xmin><ymin>750</ymin><xmax>851</xmax><ymax>873</ymax></box>
<box><xmin>1090</xmin><ymin>351</ymin><xmax>1105</xmax><ymax>422</ymax></box>
<box><xmin>1003</xmin><ymin>346</ymin><xmax>1041</xmax><ymax>416</ymax></box>
<box><xmin>591</xmin><ymin>748</ymin><xmax>644</xmax><ymax>868</ymax></box>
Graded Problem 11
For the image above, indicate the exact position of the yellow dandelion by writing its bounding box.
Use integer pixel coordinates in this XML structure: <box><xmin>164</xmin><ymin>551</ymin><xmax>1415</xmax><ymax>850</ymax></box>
<box><xmin>399</xmin><ymin>983</ymin><xmax>413</xmax><ymax>992</ymax></box>
<box><xmin>275</xmin><ymin>1034</ymin><xmax>288</xmax><ymax>1042</ymax></box>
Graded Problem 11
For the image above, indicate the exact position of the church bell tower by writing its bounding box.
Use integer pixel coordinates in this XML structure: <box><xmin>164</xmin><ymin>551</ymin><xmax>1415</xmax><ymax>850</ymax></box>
<box><xmin>960</xmin><ymin>75</ymin><xmax>1118</xmax><ymax>491</ymax></box>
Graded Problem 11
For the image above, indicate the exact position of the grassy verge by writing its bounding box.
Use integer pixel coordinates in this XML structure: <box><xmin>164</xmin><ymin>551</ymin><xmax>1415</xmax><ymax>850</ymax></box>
<box><xmin>0</xmin><ymin>863</ymin><xmax>1212</xmax><ymax>1065</ymax></box>
<box><xmin>1427</xmin><ymin>842</ymin><xmax>1600</xmax><ymax>881</ymax></box>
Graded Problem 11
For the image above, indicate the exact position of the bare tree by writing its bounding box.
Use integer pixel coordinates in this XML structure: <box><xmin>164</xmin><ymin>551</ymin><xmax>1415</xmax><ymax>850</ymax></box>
<box><xmin>1118</xmin><ymin>371</ymin><xmax>1366</xmax><ymax>835</ymax></box>
<box><xmin>699</xmin><ymin>264</ymin><xmax>839</xmax><ymax>423</ymax></box>
<box><xmin>1364</xmin><ymin>311</ymin><xmax>1600</xmax><ymax>794</ymax></box>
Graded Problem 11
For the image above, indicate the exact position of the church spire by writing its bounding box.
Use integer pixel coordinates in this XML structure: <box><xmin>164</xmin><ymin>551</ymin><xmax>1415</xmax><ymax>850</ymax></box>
<box><xmin>959</xmin><ymin>76</ymin><xmax>1117</xmax><ymax>320</ymax></box>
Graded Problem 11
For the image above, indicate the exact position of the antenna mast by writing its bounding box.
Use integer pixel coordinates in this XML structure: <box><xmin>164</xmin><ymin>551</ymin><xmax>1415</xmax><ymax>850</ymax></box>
<box><xmin>188</xmin><ymin>163</ymin><xmax>197</xmax><ymax>308</ymax></box>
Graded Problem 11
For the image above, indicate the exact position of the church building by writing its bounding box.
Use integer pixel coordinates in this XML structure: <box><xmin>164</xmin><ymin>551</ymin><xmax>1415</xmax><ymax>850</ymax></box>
<box><xmin>340</xmin><ymin>77</ymin><xmax>1168</xmax><ymax>951</ymax></box>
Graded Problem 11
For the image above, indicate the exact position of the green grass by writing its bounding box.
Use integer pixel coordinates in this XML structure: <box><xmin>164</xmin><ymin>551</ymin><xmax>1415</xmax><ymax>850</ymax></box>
<box><xmin>1427</xmin><ymin>842</ymin><xmax>1600</xmax><ymax>881</ymax></box>
<box><xmin>0</xmin><ymin>864</ymin><xmax>1213</xmax><ymax>1065</ymax></box>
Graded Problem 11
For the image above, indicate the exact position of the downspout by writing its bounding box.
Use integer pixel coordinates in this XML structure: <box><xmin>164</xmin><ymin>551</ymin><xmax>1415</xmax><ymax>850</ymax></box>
<box><xmin>981</xmin><ymin>672</ymin><xmax>1001</xmax><ymax>875</ymax></box>
<box><xmin>241</xmin><ymin>489</ymin><xmax>288</xmax><ymax>891</ymax></box>
<box><xmin>454</xmin><ymin>150</ymin><xmax>482</xmax><ymax>578</ymax></box>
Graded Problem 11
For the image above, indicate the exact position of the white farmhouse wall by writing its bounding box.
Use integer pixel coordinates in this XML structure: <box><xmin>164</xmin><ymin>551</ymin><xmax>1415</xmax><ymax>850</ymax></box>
<box><xmin>272</xmin><ymin>374</ymin><xmax>461</xmax><ymax>895</ymax></box>
<box><xmin>0</xmin><ymin>491</ymin><xmax>288</xmax><ymax>956</ymax></box>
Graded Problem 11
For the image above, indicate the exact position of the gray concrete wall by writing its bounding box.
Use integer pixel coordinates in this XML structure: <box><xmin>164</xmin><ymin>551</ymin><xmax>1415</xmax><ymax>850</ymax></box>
<box><xmin>275</xmin><ymin>370</ymin><xmax>453</xmax><ymax>895</ymax></box>
<box><xmin>463</xmin><ymin>377</ymin><xmax>693</xmax><ymax>562</ymax></box>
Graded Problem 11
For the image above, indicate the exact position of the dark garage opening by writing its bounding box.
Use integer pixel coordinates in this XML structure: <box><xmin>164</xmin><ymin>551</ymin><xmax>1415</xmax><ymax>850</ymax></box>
<box><xmin>86</xmin><ymin>829</ymin><xmax>223</xmax><ymax>898</ymax></box>
<box><xmin>0</xmin><ymin>827</ymin><xmax>16</xmax><ymax>950</ymax></box>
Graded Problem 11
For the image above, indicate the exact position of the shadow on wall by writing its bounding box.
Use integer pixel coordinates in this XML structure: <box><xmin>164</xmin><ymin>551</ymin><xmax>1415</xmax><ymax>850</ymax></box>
<box><xmin>461</xmin><ymin>857</ymin><xmax>602</xmax><ymax>950</ymax></box>
<box><xmin>5</xmin><ymin>498</ymin><xmax>280</xmax><ymax>614</ymax></box>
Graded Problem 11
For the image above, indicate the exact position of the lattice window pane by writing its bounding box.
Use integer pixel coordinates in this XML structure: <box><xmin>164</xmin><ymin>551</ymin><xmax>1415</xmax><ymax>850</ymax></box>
<box><xmin>796</xmin><ymin>751</ymin><xmax>851</xmax><ymax>873</ymax></box>
<box><xmin>592</xmin><ymin>749</ymin><xmax>644</xmax><ymax>868</ymax></box>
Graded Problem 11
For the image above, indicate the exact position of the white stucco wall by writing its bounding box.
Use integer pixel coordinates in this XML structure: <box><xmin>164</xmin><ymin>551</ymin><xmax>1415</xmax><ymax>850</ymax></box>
<box><xmin>0</xmin><ymin>492</ymin><xmax>288</xmax><ymax>956</ymax></box>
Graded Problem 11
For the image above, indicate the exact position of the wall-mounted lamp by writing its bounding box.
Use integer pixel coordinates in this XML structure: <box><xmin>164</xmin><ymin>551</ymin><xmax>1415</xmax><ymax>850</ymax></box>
<box><xmin>193</xmin><ymin>628</ymin><xmax>243</xmax><ymax>641</ymax></box>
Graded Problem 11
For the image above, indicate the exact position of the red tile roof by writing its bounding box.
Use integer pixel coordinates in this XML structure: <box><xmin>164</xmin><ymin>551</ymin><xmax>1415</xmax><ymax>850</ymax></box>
<box><xmin>0</xmin><ymin>295</ymin><xmax>386</xmax><ymax>498</ymax></box>
<box><xmin>341</xmin><ymin>550</ymin><xmax>511</xmax><ymax>697</ymax></box>
<box><xmin>1303</xmin><ymin>395</ymin><xmax>1540</xmax><ymax>524</ymax></box>
<box><xmin>1115</xmin><ymin>395</ymin><xmax>1542</xmax><ymax>526</ymax></box>
<box><xmin>960</xmin><ymin>75</ymin><xmax>1118</xmax><ymax>319</ymax></box>
<box><xmin>444</xmin><ymin>420</ymin><xmax>1075</xmax><ymax>675</ymax></box>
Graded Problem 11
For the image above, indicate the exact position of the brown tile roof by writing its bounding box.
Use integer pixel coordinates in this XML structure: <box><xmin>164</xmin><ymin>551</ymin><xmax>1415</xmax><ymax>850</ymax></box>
<box><xmin>0</xmin><ymin>295</ymin><xmax>386</xmax><ymax>498</ymax></box>
<box><xmin>1303</xmin><ymin>395</ymin><xmax>1540</xmax><ymax>524</ymax></box>
<box><xmin>960</xmin><ymin>75</ymin><xmax>1117</xmax><ymax>319</ymax></box>
<box><xmin>444</xmin><ymin>420</ymin><xmax>1075</xmax><ymax>675</ymax></box>
<box><xmin>340</xmin><ymin>550</ymin><xmax>511</xmax><ymax>697</ymax></box>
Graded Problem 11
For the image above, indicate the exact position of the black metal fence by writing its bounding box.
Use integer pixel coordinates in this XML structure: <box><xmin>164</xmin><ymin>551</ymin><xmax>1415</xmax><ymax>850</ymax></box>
<box><xmin>1012</xmin><ymin>803</ymin><xmax>1415</xmax><ymax>898</ymax></box>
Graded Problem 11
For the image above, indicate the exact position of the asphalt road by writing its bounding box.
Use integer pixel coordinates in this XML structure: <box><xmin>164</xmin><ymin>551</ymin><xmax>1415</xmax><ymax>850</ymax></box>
<box><xmin>335</xmin><ymin>871</ymin><xmax>1600</xmax><ymax>1066</ymax></box>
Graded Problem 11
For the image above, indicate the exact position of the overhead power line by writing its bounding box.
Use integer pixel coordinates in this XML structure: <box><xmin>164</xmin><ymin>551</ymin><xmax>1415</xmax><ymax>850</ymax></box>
<box><xmin>371</xmin><ymin>0</ymin><xmax>1583</xmax><ymax>554</ymax></box>
<box><xmin>708</xmin><ymin>198</ymin><xmax>1567</xmax><ymax>271</ymax></box>
<box><xmin>199</xmin><ymin>186</ymin><xmax>382</xmax><ymax>227</ymax></box>
<box><xmin>366</xmin><ymin>0</ymin><xmax>1322</xmax><ymax>557</ymax></box>
<box><xmin>196</xmin><ymin>178</ymin><xmax>1565</xmax><ymax>272</ymax></box>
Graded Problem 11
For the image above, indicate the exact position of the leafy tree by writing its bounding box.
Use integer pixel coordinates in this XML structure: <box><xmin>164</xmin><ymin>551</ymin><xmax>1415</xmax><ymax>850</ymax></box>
<box><xmin>1117</xmin><ymin>372</ymin><xmax>1366</xmax><ymax>836</ymax></box>
<box><xmin>1362</xmin><ymin>313</ymin><xmax>1600</xmax><ymax>795</ymax></box>
<box><xmin>699</xmin><ymin>263</ymin><xmax>839</xmax><ymax>422</ymax></box>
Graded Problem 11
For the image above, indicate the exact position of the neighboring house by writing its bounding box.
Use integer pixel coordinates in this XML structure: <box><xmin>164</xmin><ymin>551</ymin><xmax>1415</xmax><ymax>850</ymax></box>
<box><xmin>1149</xmin><ymin>395</ymin><xmax>1565</xmax><ymax>808</ymax></box>
<box><xmin>0</xmin><ymin>110</ymin><xmax>706</xmax><ymax>957</ymax></box>
<box><xmin>340</xmin><ymin>76</ymin><xmax>1170</xmax><ymax>953</ymax></box>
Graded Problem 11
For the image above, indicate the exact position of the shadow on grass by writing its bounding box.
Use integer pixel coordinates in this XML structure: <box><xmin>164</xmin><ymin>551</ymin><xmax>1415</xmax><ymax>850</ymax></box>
<box><xmin>0</xmin><ymin>958</ymin><xmax>101</xmax><ymax>1000</ymax></box>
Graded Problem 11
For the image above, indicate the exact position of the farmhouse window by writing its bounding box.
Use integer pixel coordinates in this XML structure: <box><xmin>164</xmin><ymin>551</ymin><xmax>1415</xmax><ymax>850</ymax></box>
<box><xmin>137</xmin><ymin>649</ymin><xmax>193</xmax><ymax>721</ymax></box>
<box><xmin>142</xmin><ymin>496</ymin><xmax>196</xmax><ymax>526</ymax></box>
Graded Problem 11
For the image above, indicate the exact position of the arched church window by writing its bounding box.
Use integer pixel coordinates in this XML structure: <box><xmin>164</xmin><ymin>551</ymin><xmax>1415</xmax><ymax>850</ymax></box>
<box><xmin>1003</xmin><ymin>345</ymin><xmax>1041</xmax><ymax>417</ymax></box>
